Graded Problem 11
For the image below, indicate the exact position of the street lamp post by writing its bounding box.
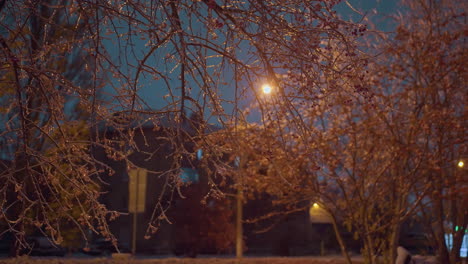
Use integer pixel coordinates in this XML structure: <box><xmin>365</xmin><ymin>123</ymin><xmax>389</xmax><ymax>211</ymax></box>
<box><xmin>236</xmin><ymin>154</ymin><xmax>244</xmax><ymax>259</ymax></box>
<box><xmin>235</xmin><ymin>83</ymin><xmax>272</xmax><ymax>259</ymax></box>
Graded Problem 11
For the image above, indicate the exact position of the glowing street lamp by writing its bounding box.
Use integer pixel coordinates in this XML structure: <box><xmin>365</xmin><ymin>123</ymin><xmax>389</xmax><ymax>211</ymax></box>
<box><xmin>457</xmin><ymin>160</ymin><xmax>464</xmax><ymax>168</ymax></box>
<box><xmin>262</xmin><ymin>83</ymin><xmax>272</xmax><ymax>94</ymax></box>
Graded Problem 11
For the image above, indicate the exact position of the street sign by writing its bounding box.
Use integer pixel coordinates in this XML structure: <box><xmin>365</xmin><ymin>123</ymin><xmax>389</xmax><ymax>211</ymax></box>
<box><xmin>128</xmin><ymin>168</ymin><xmax>147</xmax><ymax>213</ymax></box>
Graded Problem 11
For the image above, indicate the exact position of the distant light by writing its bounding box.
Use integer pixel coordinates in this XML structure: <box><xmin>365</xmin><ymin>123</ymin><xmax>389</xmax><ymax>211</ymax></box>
<box><xmin>180</xmin><ymin>167</ymin><xmax>199</xmax><ymax>183</ymax></box>
<box><xmin>234</xmin><ymin>156</ymin><xmax>240</xmax><ymax>167</ymax></box>
<box><xmin>309</xmin><ymin>202</ymin><xmax>332</xmax><ymax>223</ymax></box>
<box><xmin>262</xmin><ymin>84</ymin><xmax>272</xmax><ymax>94</ymax></box>
<box><xmin>458</xmin><ymin>161</ymin><xmax>464</xmax><ymax>168</ymax></box>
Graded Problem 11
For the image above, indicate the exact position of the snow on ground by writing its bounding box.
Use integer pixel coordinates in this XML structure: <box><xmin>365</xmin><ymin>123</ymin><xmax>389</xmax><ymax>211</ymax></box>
<box><xmin>0</xmin><ymin>255</ymin><xmax>445</xmax><ymax>264</ymax></box>
<box><xmin>0</xmin><ymin>256</ymin><xmax>365</xmax><ymax>264</ymax></box>
<box><xmin>412</xmin><ymin>255</ymin><xmax>438</xmax><ymax>264</ymax></box>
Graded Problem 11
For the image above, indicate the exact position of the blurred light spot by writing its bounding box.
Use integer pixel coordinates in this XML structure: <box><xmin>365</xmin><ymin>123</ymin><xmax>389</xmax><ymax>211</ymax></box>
<box><xmin>262</xmin><ymin>84</ymin><xmax>272</xmax><ymax>94</ymax></box>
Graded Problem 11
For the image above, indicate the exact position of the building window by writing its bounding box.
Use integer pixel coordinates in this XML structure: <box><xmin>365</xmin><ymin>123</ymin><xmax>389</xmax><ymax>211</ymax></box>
<box><xmin>445</xmin><ymin>231</ymin><xmax>468</xmax><ymax>257</ymax></box>
<box><xmin>197</xmin><ymin>149</ymin><xmax>203</xmax><ymax>160</ymax></box>
<box><xmin>180</xmin><ymin>167</ymin><xmax>199</xmax><ymax>183</ymax></box>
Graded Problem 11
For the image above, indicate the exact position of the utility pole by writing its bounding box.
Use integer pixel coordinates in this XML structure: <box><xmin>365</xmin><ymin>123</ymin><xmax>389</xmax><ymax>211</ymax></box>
<box><xmin>235</xmin><ymin>151</ymin><xmax>245</xmax><ymax>259</ymax></box>
<box><xmin>236</xmin><ymin>177</ymin><xmax>243</xmax><ymax>258</ymax></box>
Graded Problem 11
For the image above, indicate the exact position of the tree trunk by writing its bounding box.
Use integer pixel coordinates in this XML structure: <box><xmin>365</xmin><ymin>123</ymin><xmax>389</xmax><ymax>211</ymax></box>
<box><xmin>388</xmin><ymin>222</ymin><xmax>401</xmax><ymax>264</ymax></box>
<box><xmin>330</xmin><ymin>214</ymin><xmax>353</xmax><ymax>264</ymax></box>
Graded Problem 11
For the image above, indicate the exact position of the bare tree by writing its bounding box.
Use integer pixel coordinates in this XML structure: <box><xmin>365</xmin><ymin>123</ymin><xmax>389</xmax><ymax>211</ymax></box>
<box><xmin>0</xmin><ymin>0</ymin><xmax>366</xmax><ymax>255</ymax></box>
<box><xmin>376</xmin><ymin>0</ymin><xmax>467</xmax><ymax>263</ymax></box>
<box><xmin>212</xmin><ymin>1</ymin><xmax>467</xmax><ymax>264</ymax></box>
<box><xmin>0</xmin><ymin>0</ymin><xmax>113</xmax><ymax>255</ymax></box>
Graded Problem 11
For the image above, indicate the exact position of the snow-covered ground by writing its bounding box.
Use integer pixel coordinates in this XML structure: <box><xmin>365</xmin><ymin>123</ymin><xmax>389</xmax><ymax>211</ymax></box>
<box><xmin>412</xmin><ymin>255</ymin><xmax>439</xmax><ymax>264</ymax></box>
<box><xmin>0</xmin><ymin>255</ymin><xmax>445</xmax><ymax>264</ymax></box>
<box><xmin>0</xmin><ymin>255</ymin><xmax>365</xmax><ymax>264</ymax></box>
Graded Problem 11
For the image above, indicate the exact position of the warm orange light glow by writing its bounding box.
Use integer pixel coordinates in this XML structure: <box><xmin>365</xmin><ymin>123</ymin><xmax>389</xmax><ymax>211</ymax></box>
<box><xmin>262</xmin><ymin>84</ymin><xmax>272</xmax><ymax>94</ymax></box>
<box><xmin>312</xmin><ymin>202</ymin><xmax>319</xmax><ymax>209</ymax></box>
<box><xmin>458</xmin><ymin>160</ymin><xmax>464</xmax><ymax>168</ymax></box>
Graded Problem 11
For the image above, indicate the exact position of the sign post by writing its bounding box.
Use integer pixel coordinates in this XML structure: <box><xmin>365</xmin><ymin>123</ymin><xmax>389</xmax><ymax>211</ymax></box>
<box><xmin>128</xmin><ymin>168</ymin><xmax>147</xmax><ymax>255</ymax></box>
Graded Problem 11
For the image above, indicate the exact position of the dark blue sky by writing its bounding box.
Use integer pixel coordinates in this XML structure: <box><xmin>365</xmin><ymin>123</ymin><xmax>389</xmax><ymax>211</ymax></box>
<box><xmin>102</xmin><ymin>0</ymin><xmax>399</xmax><ymax>125</ymax></box>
